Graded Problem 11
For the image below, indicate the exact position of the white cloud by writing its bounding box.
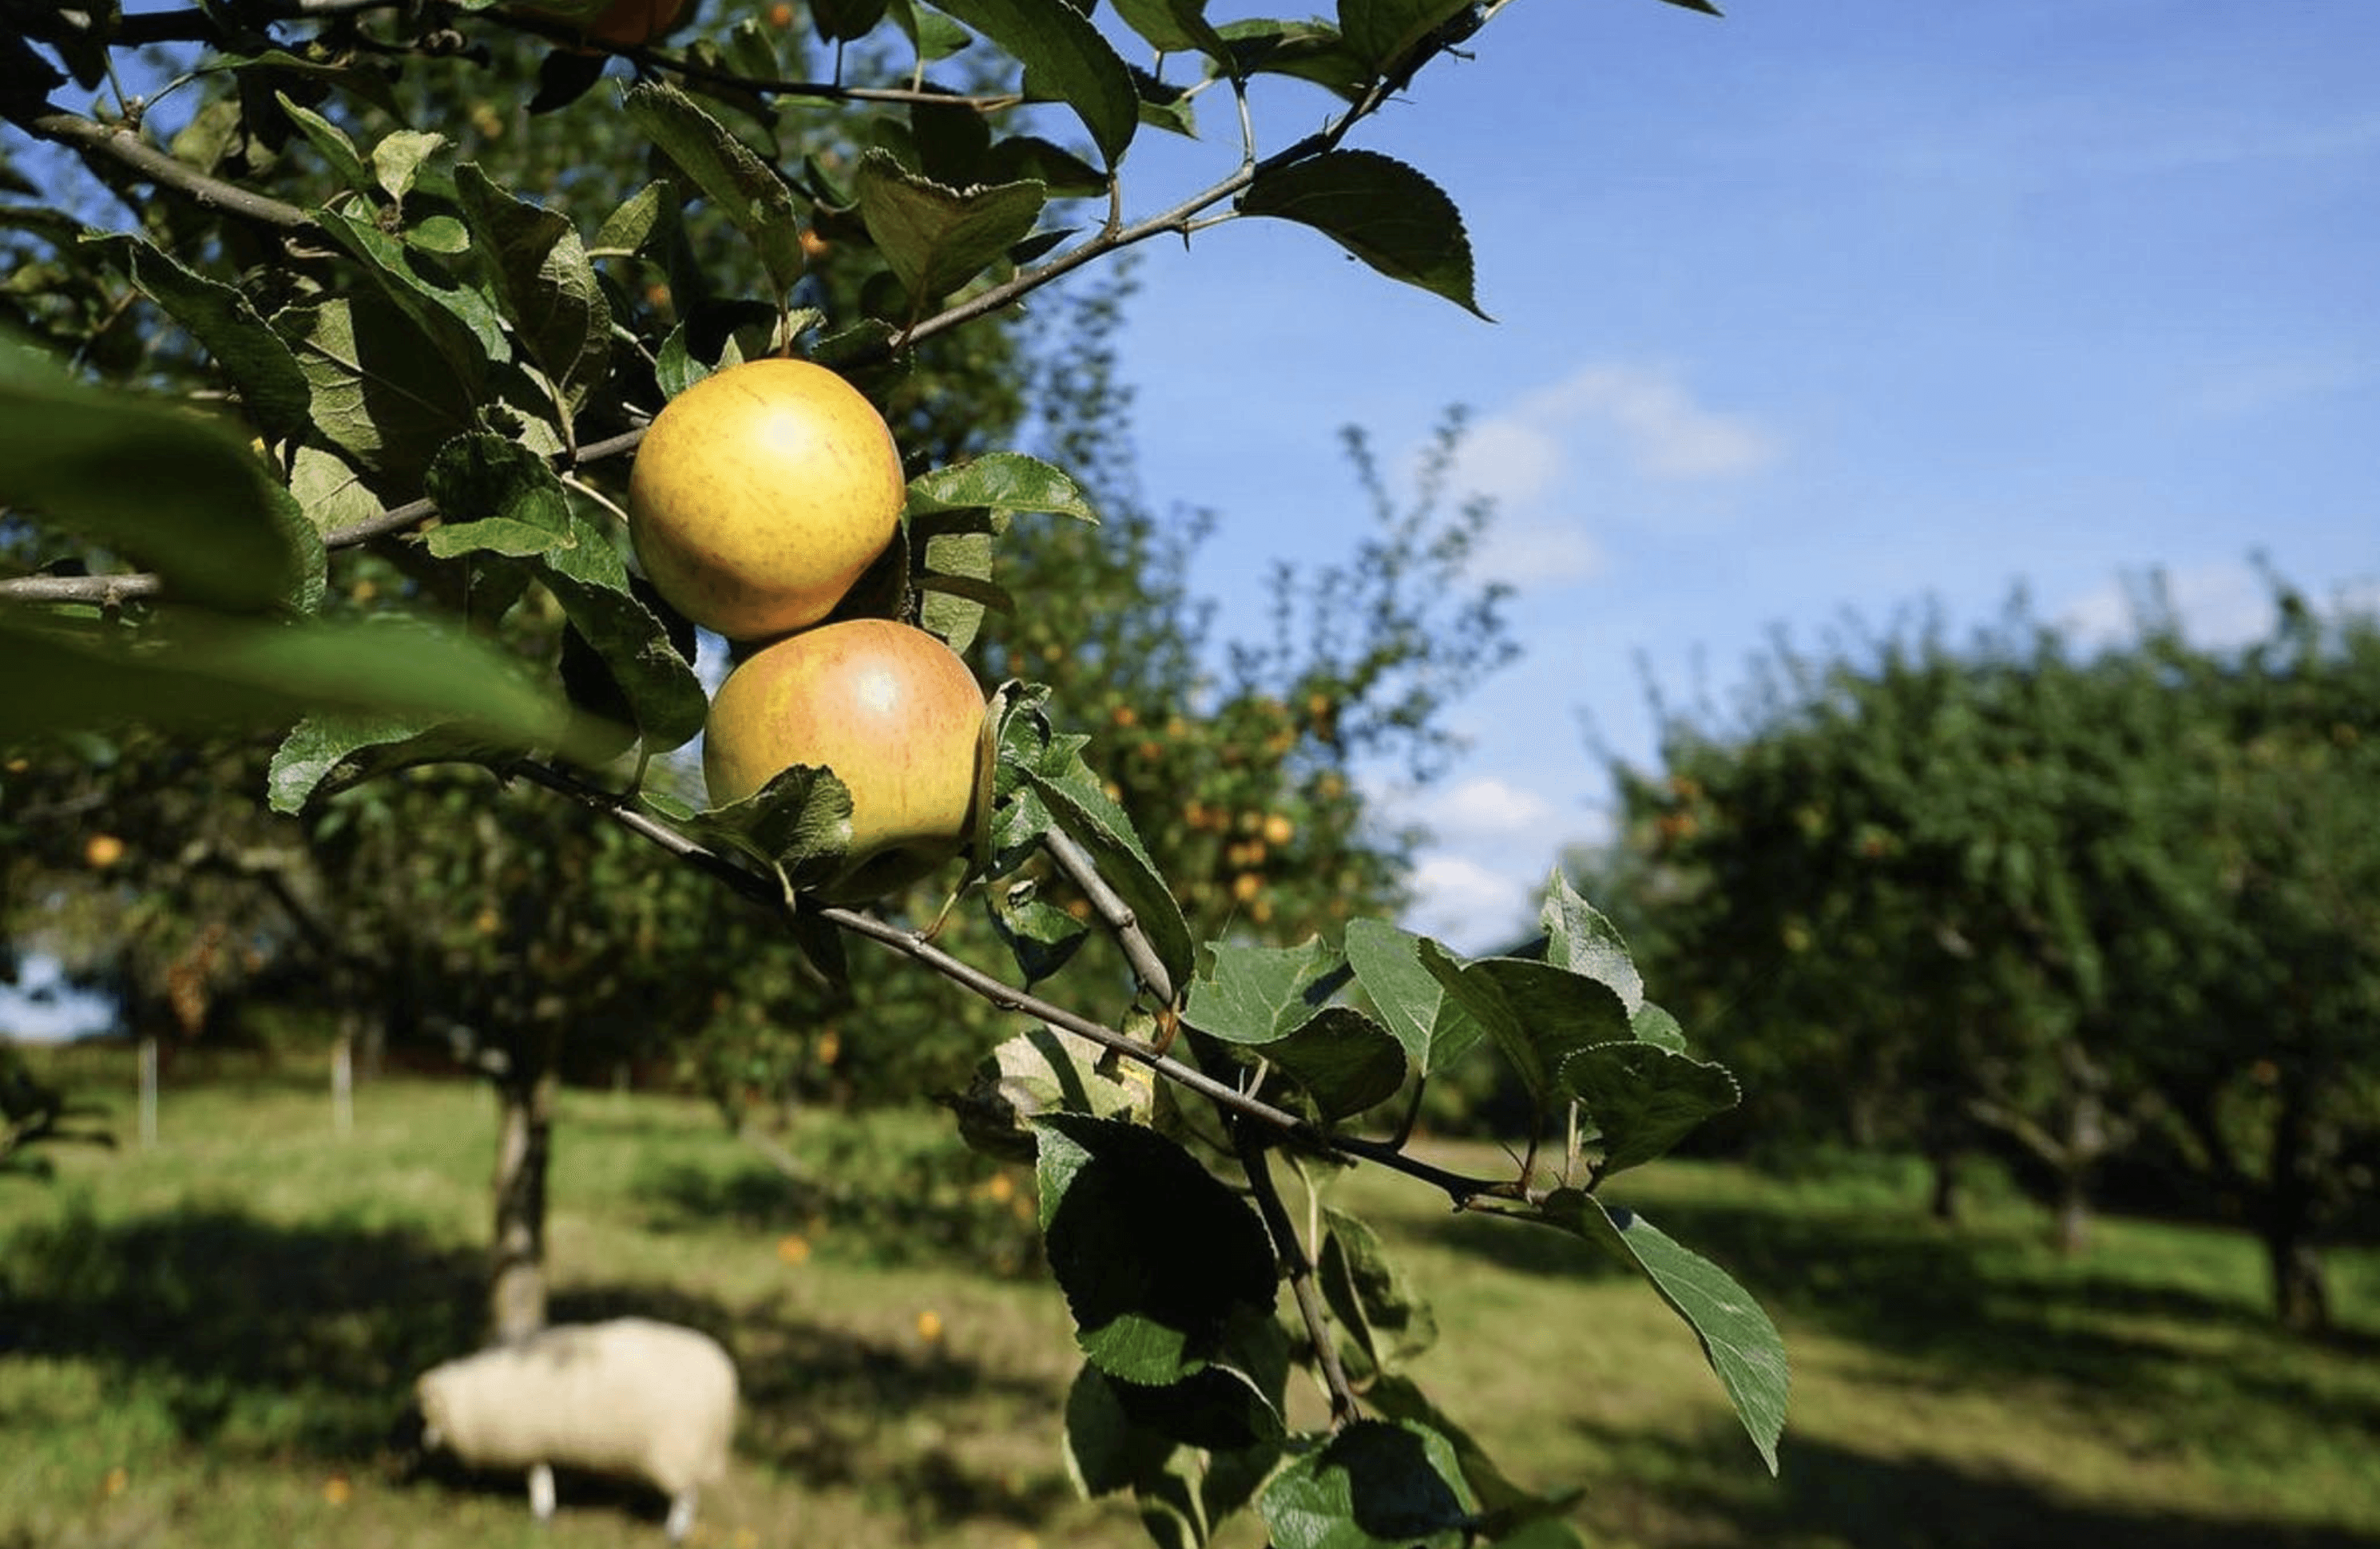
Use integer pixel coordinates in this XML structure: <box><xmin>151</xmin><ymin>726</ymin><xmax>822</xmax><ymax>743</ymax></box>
<box><xmin>1410</xmin><ymin>775</ymin><xmax>1561</xmax><ymax>846</ymax></box>
<box><xmin>1515</xmin><ymin>363</ymin><xmax>1784</xmax><ymax>483</ymax></box>
<box><xmin>1399</xmin><ymin>855</ymin><xmax>1536</xmax><ymax>954</ymax></box>
<box><xmin>2057</xmin><ymin>561</ymin><xmax>2278</xmax><ymax>652</ymax></box>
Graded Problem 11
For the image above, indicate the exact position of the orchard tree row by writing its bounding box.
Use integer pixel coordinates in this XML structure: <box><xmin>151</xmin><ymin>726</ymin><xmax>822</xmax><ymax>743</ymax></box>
<box><xmin>2</xmin><ymin>0</ymin><xmax>1785</xmax><ymax>1543</ymax></box>
<box><xmin>1598</xmin><ymin>582</ymin><xmax>2380</xmax><ymax>1334</ymax></box>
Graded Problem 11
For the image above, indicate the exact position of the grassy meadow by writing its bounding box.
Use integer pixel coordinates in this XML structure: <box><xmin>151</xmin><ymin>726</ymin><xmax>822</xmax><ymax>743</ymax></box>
<box><xmin>2</xmin><ymin>1046</ymin><xmax>2376</xmax><ymax>1549</ymax></box>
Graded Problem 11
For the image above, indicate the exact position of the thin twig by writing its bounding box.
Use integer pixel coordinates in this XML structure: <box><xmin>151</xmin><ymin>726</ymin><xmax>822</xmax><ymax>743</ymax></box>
<box><xmin>1041</xmin><ymin>828</ymin><xmax>1176</xmax><ymax>1005</ymax></box>
<box><xmin>18</xmin><ymin>110</ymin><xmax>314</xmax><ymax>232</ymax></box>
<box><xmin>505</xmin><ymin>761</ymin><xmax>1511</xmax><ymax>1206</ymax></box>
<box><xmin>1236</xmin><ymin>1119</ymin><xmax>1362</xmax><ymax>1428</ymax></box>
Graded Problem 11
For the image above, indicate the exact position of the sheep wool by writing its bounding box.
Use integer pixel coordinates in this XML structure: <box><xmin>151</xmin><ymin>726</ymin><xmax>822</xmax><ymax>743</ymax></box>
<box><xmin>415</xmin><ymin>1317</ymin><xmax>736</xmax><ymax>1542</ymax></box>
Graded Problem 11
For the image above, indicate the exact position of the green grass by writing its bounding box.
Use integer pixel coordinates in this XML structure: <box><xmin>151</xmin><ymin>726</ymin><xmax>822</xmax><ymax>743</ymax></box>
<box><xmin>3</xmin><ymin>1048</ymin><xmax>2377</xmax><ymax>1549</ymax></box>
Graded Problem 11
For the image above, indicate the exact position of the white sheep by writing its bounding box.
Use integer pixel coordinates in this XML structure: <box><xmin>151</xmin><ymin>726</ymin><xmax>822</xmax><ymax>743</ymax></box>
<box><xmin>414</xmin><ymin>1317</ymin><xmax>737</xmax><ymax>1542</ymax></box>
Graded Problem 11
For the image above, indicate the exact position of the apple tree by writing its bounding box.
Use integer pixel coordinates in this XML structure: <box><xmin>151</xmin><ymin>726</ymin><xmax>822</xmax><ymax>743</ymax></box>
<box><xmin>2</xmin><ymin>0</ymin><xmax>1790</xmax><ymax>1539</ymax></box>
<box><xmin>1608</xmin><ymin>584</ymin><xmax>2380</xmax><ymax>1330</ymax></box>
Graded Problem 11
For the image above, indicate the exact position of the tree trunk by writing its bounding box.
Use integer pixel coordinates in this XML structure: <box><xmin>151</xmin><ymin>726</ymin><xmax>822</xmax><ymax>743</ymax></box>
<box><xmin>2263</xmin><ymin>1226</ymin><xmax>2330</xmax><ymax>1335</ymax></box>
<box><xmin>1926</xmin><ymin>1148</ymin><xmax>1961</xmax><ymax>1225</ymax></box>
<box><xmin>487</xmin><ymin>1063</ymin><xmax>558</xmax><ymax>1344</ymax></box>
<box><xmin>2052</xmin><ymin>1170</ymin><xmax>2092</xmax><ymax>1255</ymax></box>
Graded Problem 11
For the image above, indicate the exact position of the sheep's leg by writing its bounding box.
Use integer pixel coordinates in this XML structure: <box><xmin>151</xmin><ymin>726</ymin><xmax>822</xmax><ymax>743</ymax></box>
<box><xmin>664</xmin><ymin>1489</ymin><xmax>697</xmax><ymax>1543</ymax></box>
<box><xmin>528</xmin><ymin>1462</ymin><xmax>556</xmax><ymax>1523</ymax></box>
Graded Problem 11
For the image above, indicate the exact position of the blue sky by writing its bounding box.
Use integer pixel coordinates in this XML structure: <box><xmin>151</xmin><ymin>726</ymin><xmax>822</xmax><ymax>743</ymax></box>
<box><xmin>1090</xmin><ymin>0</ymin><xmax>2380</xmax><ymax>947</ymax></box>
<box><xmin>9</xmin><ymin>2</ymin><xmax>2374</xmax><ymax>997</ymax></box>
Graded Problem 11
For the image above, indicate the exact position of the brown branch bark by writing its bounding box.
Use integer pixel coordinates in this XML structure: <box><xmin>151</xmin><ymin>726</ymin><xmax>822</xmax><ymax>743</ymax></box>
<box><xmin>18</xmin><ymin>110</ymin><xmax>315</xmax><ymax>232</ymax></box>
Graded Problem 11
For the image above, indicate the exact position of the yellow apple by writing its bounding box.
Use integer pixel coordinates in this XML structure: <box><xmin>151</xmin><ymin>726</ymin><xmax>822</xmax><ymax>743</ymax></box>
<box><xmin>629</xmin><ymin>359</ymin><xmax>906</xmax><ymax>643</ymax></box>
<box><xmin>704</xmin><ymin>619</ymin><xmax>986</xmax><ymax>901</ymax></box>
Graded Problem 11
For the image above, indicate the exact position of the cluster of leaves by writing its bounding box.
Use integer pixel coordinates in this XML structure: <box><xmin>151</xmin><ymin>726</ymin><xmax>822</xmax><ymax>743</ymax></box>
<box><xmin>1600</xmin><ymin>584</ymin><xmax>2380</xmax><ymax>1332</ymax></box>
<box><xmin>2</xmin><ymin>0</ymin><xmax>1783</xmax><ymax>1542</ymax></box>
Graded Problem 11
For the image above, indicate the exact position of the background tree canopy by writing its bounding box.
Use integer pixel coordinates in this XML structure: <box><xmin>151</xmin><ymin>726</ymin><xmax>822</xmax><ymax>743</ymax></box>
<box><xmin>1593</xmin><ymin>580</ymin><xmax>2380</xmax><ymax>1333</ymax></box>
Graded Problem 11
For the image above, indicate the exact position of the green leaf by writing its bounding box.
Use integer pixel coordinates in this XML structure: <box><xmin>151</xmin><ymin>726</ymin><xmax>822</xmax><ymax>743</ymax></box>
<box><xmin>689</xmin><ymin>763</ymin><xmax>857</xmax><ymax>882</ymax></box>
<box><xmin>1102</xmin><ymin>1310</ymin><xmax>1290</xmax><ymax>1452</ymax></box>
<box><xmin>918</xmin><ymin>525</ymin><xmax>997</xmax><ymax>653</ymax></box>
<box><xmin>1063</xmin><ymin>1364</ymin><xmax>1178</xmax><ymax>1498</ymax></box>
<box><xmin>0</xmin><ymin>339</ymin><xmax>302</xmax><ymax>612</ymax></box>
<box><xmin>288</xmin><ymin>446</ymin><xmax>381</xmax><ymax>533</ymax></box>
<box><xmin>276</xmin><ymin>295</ymin><xmax>479</xmax><ymax>485</ymax></box>
<box><xmin>1184</xmin><ymin>939</ymin><xmax>1406</xmax><ymax>1119</ymax></box>
<box><xmin>887</xmin><ymin>0</ymin><xmax>975</xmax><ymax>60</ymax></box>
<box><xmin>1545</xmin><ymin>1191</ymin><xmax>1787</xmax><ymax>1472</ymax></box>
<box><xmin>854</xmin><ymin>152</ymin><xmax>1046</xmax><ymax>307</ymax></box>
<box><xmin>1034</xmin><ymin>1114</ymin><xmax>1277</xmax><ymax>1386</ymax></box>
<box><xmin>987</xmin><ymin>876</ymin><xmax>1092</xmax><ymax>984</ymax></box>
<box><xmin>1238</xmin><ymin>149</ymin><xmax>1487</xmax><ymax>319</ymax></box>
<box><xmin>1212</xmin><ymin>18</ymin><xmax>1368</xmax><ymax>98</ymax></box>
<box><xmin>593</xmin><ymin>179</ymin><xmax>679</xmax><ymax>259</ymax></box>
<box><xmin>273</xmin><ymin>93</ymin><xmax>374</xmax><ymax>198</ymax></box>
<box><xmin>1259</xmin><ymin>1006</ymin><xmax>1408</xmax><ymax>1122</ymax></box>
<box><xmin>371</xmin><ymin>129</ymin><xmax>447</xmax><ymax>204</ymax></box>
<box><xmin>454</xmin><ymin>164</ymin><xmax>613</xmax><ymax>420</ymax></box>
<box><xmin>267</xmin><ymin>712</ymin><xmax>521</xmax><ymax>814</ymax></box>
<box><xmin>982</xmin><ymin>135</ymin><xmax>1107</xmax><ymax>199</ymax></box>
<box><xmin>1318</xmin><ymin>1207</ymin><xmax>1437</xmax><ymax>1378</ymax></box>
<box><xmin>999</xmin><ymin>699</ymin><xmax>1196</xmax><ymax>993</ymax></box>
<box><xmin>811</xmin><ymin>0</ymin><xmax>890</xmax><ymax>42</ymax></box>
<box><xmin>908</xmin><ymin>450</ymin><xmax>1099</xmax><ymax>523</ymax></box>
<box><xmin>1537</xmin><ymin>871</ymin><xmax>1643</xmax><ymax>1012</ymax></box>
<box><xmin>1111</xmin><ymin>0</ymin><xmax>1231</xmax><ymax>62</ymax></box>
<box><xmin>621</xmin><ymin>82</ymin><xmax>807</xmax><ymax>299</ymax></box>
<box><xmin>313</xmin><ymin>206</ymin><xmax>511</xmax><ymax>382</ymax></box>
<box><xmin>1259</xmin><ymin>1420</ymin><xmax>1476</xmax><ymax>1549</ymax></box>
<box><xmin>1421</xmin><ymin>945</ymin><xmax>1632</xmax><ymax>1111</ymax></box>
<box><xmin>0</xmin><ymin>609</ymin><xmax>578</xmax><ymax>753</ymax></box>
<box><xmin>82</xmin><ymin>234</ymin><xmax>312</xmax><ymax>445</ymax></box>
<box><xmin>946</xmin><ymin>1024</ymin><xmax>1149</xmax><ymax>1164</ymax></box>
<box><xmin>1335</xmin><ymin>0</ymin><xmax>1475</xmax><ymax>77</ymax></box>
<box><xmin>1343</xmin><ymin>916</ymin><xmax>1482</xmax><ymax>1074</ymax></box>
<box><xmin>1628</xmin><ymin>1000</ymin><xmax>1687</xmax><ymax>1054</ymax></box>
<box><xmin>1187</xmin><ymin>937</ymin><xmax>1344</xmax><ymax>1044</ymax></box>
<box><xmin>1363</xmin><ymin>1374</ymin><xmax>1582</xmax><ymax>1541</ymax></box>
<box><xmin>1560</xmin><ymin>1042</ymin><xmax>1739</xmax><ymax>1176</ymax></box>
<box><xmin>927</xmin><ymin>0</ymin><xmax>1139</xmax><ymax>167</ymax></box>
<box><xmin>422</xmin><ymin>434</ymin><xmax>706</xmax><ymax>751</ymax></box>
<box><xmin>1131</xmin><ymin>68</ymin><xmax>1199</xmax><ymax>138</ymax></box>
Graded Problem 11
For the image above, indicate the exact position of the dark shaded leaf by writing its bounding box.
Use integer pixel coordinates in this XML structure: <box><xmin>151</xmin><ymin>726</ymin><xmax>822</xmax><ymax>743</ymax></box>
<box><xmin>1238</xmin><ymin>149</ymin><xmax>1486</xmax><ymax>318</ymax></box>
<box><xmin>0</xmin><ymin>339</ymin><xmax>301</xmax><ymax>611</ymax></box>
<box><xmin>1259</xmin><ymin>1419</ymin><xmax>1476</xmax><ymax>1549</ymax></box>
<box><xmin>929</xmin><ymin>0</ymin><xmax>1138</xmax><ymax>167</ymax></box>
<box><xmin>1111</xmin><ymin>0</ymin><xmax>1230</xmax><ymax>63</ymax></box>
<box><xmin>621</xmin><ymin>81</ymin><xmax>807</xmax><ymax>298</ymax></box>
<box><xmin>454</xmin><ymin>164</ymin><xmax>613</xmax><ymax>418</ymax></box>
<box><xmin>1421</xmin><ymin>945</ymin><xmax>1631</xmax><ymax>1111</ymax></box>
<box><xmin>1034</xmin><ymin>1114</ymin><xmax>1276</xmax><ymax>1385</ymax></box>
<box><xmin>82</xmin><ymin>233</ymin><xmax>312</xmax><ymax>445</ymax></box>
<box><xmin>854</xmin><ymin>151</ymin><xmax>1045</xmax><ymax>307</ymax></box>
<box><xmin>1335</xmin><ymin>0</ymin><xmax>1475</xmax><ymax>77</ymax></box>
<box><xmin>1560</xmin><ymin>1042</ymin><xmax>1739</xmax><ymax>1176</ymax></box>
<box><xmin>1212</xmin><ymin>18</ymin><xmax>1367</xmax><ymax>98</ymax></box>
<box><xmin>1318</xmin><ymin>1207</ymin><xmax>1436</xmax><ymax>1378</ymax></box>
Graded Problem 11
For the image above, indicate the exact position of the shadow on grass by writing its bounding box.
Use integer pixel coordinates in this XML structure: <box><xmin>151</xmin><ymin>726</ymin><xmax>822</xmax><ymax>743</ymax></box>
<box><xmin>1573</xmin><ymin>1416</ymin><xmax>2380</xmax><ymax>1549</ymax></box>
<box><xmin>0</xmin><ymin>1201</ymin><xmax>1074</xmax><ymax>1533</ymax></box>
<box><xmin>638</xmin><ymin>1155</ymin><xmax>1044</xmax><ymax>1278</ymax></box>
<box><xmin>1424</xmin><ymin>1192</ymin><xmax>2371</xmax><ymax>1395</ymax></box>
